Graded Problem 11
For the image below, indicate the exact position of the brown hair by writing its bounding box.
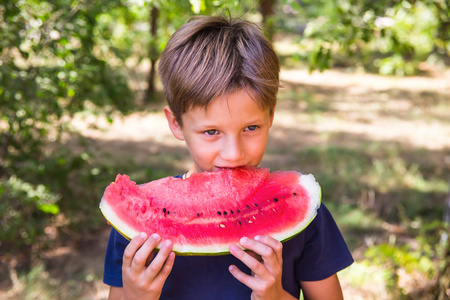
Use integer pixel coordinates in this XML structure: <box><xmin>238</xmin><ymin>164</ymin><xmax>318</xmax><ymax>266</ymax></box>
<box><xmin>158</xmin><ymin>15</ymin><xmax>280</xmax><ymax>126</ymax></box>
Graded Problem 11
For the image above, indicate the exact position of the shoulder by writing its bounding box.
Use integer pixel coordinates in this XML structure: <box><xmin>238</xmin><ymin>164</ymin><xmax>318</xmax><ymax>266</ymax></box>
<box><xmin>282</xmin><ymin>203</ymin><xmax>340</xmax><ymax>252</ymax></box>
<box><xmin>316</xmin><ymin>203</ymin><xmax>336</xmax><ymax>221</ymax></box>
<box><xmin>290</xmin><ymin>203</ymin><xmax>354</xmax><ymax>281</ymax></box>
<box><xmin>106</xmin><ymin>227</ymin><xmax>130</xmax><ymax>255</ymax></box>
<box><xmin>299</xmin><ymin>203</ymin><xmax>353</xmax><ymax>255</ymax></box>
<box><xmin>306</xmin><ymin>203</ymin><xmax>341</xmax><ymax>237</ymax></box>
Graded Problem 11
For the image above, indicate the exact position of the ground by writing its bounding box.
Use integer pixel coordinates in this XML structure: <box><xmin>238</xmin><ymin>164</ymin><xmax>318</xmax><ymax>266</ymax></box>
<box><xmin>1</xmin><ymin>68</ymin><xmax>449</xmax><ymax>299</ymax></box>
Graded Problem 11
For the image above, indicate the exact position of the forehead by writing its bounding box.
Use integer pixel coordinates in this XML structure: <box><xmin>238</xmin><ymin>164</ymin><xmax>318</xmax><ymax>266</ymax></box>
<box><xmin>182</xmin><ymin>90</ymin><xmax>271</xmax><ymax>126</ymax></box>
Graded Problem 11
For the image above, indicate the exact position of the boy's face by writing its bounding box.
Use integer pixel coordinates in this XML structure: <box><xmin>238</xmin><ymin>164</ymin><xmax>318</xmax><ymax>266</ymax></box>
<box><xmin>165</xmin><ymin>90</ymin><xmax>274</xmax><ymax>175</ymax></box>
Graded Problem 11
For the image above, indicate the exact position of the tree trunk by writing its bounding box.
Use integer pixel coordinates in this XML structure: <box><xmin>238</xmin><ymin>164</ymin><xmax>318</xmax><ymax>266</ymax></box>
<box><xmin>259</xmin><ymin>0</ymin><xmax>275</xmax><ymax>41</ymax></box>
<box><xmin>433</xmin><ymin>1</ymin><xmax>450</xmax><ymax>65</ymax></box>
<box><xmin>144</xmin><ymin>5</ymin><xmax>159</xmax><ymax>103</ymax></box>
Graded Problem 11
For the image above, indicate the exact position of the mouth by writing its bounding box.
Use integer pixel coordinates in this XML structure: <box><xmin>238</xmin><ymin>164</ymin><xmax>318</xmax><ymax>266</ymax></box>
<box><xmin>216</xmin><ymin>165</ymin><xmax>247</xmax><ymax>170</ymax></box>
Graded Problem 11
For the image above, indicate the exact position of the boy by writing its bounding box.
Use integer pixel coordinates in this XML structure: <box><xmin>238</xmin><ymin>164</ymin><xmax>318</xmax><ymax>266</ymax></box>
<box><xmin>104</xmin><ymin>15</ymin><xmax>353</xmax><ymax>299</ymax></box>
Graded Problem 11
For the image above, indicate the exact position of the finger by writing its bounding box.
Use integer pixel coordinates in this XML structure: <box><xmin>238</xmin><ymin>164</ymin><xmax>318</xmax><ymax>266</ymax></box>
<box><xmin>253</xmin><ymin>235</ymin><xmax>283</xmax><ymax>262</ymax></box>
<box><xmin>239</xmin><ymin>237</ymin><xmax>282</xmax><ymax>275</ymax></box>
<box><xmin>228</xmin><ymin>264</ymin><xmax>259</xmax><ymax>289</ymax></box>
<box><xmin>240</xmin><ymin>237</ymin><xmax>276</xmax><ymax>262</ymax></box>
<box><xmin>229</xmin><ymin>243</ymin><xmax>268</xmax><ymax>279</ymax></box>
<box><xmin>152</xmin><ymin>249</ymin><xmax>176</xmax><ymax>288</ymax></box>
<box><xmin>246</xmin><ymin>251</ymin><xmax>263</xmax><ymax>276</ymax></box>
<box><xmin>123</xmin><ymin>232</ymin><xmax>148</xmax><ymax>268</ymax></box>
<box><xmin>130</xmin><ymin>233</ymin><xmax>161</xmax><ymax>272</ymax></box>
<box><xmin>145</xmin><ymin>239</ymin><xmax>174</xmax><ymax>280</ymax></box>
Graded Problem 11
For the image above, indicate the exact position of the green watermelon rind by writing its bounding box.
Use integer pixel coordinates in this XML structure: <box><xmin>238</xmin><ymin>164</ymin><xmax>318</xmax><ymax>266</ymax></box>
<box><xmin>99</xmin><ymin>172</ymin><xmax>322</xmax><ymax>256</ymax></box>
<box><xmin>255</xmin><ymin>173</ymin><xmax>322</xmax><ymax>249</ymax></box>
<box><xmin>273</xmin><ymin>174</ymin><xmax>322</xmax><ymax>245</ymax></box>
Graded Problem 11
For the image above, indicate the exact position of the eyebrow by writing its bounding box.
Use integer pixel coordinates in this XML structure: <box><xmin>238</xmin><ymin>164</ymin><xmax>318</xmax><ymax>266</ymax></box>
<box><xmin>197</xmin><ymin>117</ymin><xmax>268</xmax><ymax>130</ymax></box>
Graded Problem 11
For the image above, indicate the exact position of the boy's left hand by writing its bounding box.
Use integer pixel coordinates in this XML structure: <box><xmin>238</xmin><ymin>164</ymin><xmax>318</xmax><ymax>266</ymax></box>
<box><xmin>228</xmin><ymin>235</ymin><xmax>294</xmax><ymax>300</ymax></box>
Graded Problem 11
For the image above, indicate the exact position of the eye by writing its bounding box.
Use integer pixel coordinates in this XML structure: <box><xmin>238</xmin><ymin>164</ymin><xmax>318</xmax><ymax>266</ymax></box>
<box><xmin>204</xmin><ymin>129</ymin><xmax>218</xmax><ymax>136</ymax></box>
<box><xmin>245</xmin><ymin>125</ymin><xmax>259</xmax><ymax>131</ymax></box>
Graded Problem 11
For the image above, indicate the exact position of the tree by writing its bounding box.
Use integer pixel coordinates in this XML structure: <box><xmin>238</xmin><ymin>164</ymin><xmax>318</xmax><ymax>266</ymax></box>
<box><xmin>260</xmin><ymin>0</ymin><xmax>276</xmax><ymax>41</ymax></box>
<box><xmin>0</xmin><ymin>0</ymin><xmax>133</xmax><ymax>250</ymax></box>
<box><xmin>277</xmin><ymin>0</ymin><xmax>449</xmax><ymax>75</ymax></box>
<box><xmin>144</xmin><ymin>3</ymin><xmax>159</xmax><ymax>101</ymax></box>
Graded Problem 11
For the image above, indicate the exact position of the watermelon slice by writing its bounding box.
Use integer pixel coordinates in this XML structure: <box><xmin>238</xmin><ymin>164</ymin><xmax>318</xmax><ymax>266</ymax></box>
<box><xmin>99</xmin><ymin>167</ymin><xmax>321</xmax><ymax>255</ymax></box>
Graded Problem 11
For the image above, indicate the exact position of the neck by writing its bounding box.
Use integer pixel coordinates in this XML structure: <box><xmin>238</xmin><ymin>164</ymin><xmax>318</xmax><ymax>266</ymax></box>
<box><xmin>184</xmin><ymin>164</ymin><xmax>198</xmax><ymax>178</ymax></box>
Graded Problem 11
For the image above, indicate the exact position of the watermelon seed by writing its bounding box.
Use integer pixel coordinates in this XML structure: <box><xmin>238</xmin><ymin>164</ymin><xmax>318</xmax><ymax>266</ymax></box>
<box><xmin>274</xmin><ymin>198</ymin><xmax>278</xmax><ymax>202</ymax></box>
<box><xmin>254</xmin><ymin>203</ymin><xmax>258</xmax><ymax>207</ymax></box>
<box><xmin>223</xmin><ymin>211</ymin><xmax>227</xmax><ymax>216</ymax></box>
<box><xmin>230</xmin><ymin>210</ymin><xmax>234</xmax><ymax>214</ymax></box>
<box><xmin>167</xmin><ymin>211</ymin><xmax>170</xmax><ymax>215</ymax></box>
<box><xmin>238</xmin><ymin>221</ymin><xmax>242</xmax><ymax>225</ymax></box>
<box><xmin>237</xmin><ymin>209</ymin><xmax>241</xmax><ymax>213</ymax></box>
<box><xmin>246</xmin><ymin>205</ymin><xmax>250</xmax><ymax>209</ymax></box>
<box><xmin>293</xmin><ymin>193</ymin><xmax>297</xmax><ymax>196</ymax></box>
<box><xmin>217</xmin><ymin>211</ymin><xmax>222</xmax><ymax>216</ymax></box>
<box><xmin>162</xmin><ymin>208</ymin><xmax>167</xmax><ymax>213</ymax></box>
<box><xmin>197</xmin><ymin>213</ymin><xmax>200</xmax><ymax>217</ymax></box>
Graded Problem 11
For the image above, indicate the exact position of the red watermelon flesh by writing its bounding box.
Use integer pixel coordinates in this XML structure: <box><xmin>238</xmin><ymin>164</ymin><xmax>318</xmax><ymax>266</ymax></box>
<box><xmin>99</xmin><ymin>167</ymin><xmax>321</xmax><ymax>255</ymax></box>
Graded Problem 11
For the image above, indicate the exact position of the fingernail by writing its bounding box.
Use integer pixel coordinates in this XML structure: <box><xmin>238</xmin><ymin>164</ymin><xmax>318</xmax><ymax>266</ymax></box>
<box><xmin>165</xmin><ymin>240</ymin><xmax>172</xmax><ymax>247</ymax></box>
<box><xmin>151</xmin><ymin>233</ymin><xmax>160</xmax><ymax>240</ymax></box>
<box><xmin>240</xmin><ymin>237</ymin><xmax>248</xmax><ymax>244</ymax></box>
<box><xmin>140</xmin><ymin>232</ymin><xmax>147</xmax><ymax>239</ymax></box>
<box><xmin>229</xmin><ymin>244</ymin><xmax>238</xmax><ymax>253</ymax></box>
<box><xmin>254</xmin><ymin>235</ymin><xmax>261</xmax><ymax>241</ymax></box>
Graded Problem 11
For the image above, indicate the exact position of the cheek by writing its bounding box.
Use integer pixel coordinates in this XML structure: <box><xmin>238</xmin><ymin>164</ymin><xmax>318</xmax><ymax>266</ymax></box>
<box><xmin>247</xmin><ymin>137</ymin><xmax>268</xmax><ymax>160</ymax></box>
<box><xmin>187</xmin><ymin>140</ymin><xmax>218</xmax><ymax>161</ymax></box>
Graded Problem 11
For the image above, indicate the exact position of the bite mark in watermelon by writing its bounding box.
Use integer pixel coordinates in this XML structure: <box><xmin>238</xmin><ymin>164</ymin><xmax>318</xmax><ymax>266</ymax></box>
<box><xmin>99</xmin><ymin>167</ymin><xmax>321</xmax><ymax>255</ymax></box>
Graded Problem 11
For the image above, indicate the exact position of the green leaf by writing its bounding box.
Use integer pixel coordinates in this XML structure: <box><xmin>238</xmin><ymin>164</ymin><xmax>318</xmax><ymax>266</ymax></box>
<box><xmin>38</xmin><ymin>203</ymin><xmax>60</xmax><ymax>215</ymax></box>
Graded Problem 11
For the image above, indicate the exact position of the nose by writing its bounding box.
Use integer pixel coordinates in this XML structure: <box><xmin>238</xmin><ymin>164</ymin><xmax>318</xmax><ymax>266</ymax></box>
<box><xmin>220</xmin><ymin>136</ymin><xmax>245</xmax><ymax>164</ymax></box>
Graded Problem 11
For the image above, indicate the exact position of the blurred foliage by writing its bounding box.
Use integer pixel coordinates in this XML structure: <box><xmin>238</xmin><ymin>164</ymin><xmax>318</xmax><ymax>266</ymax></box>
<box><xmin>363</xmin><ymin>219</ymin><xmax>448</xmax><ymax>297</ymax></box>
<box><xmin>278</xmin><ymin>0</ymin><xmax>449</xmax><ymax>75</ymax></box>
<box><xmin>0</xmin><ymin>175</ymin><xmax>60</xmax><ymax>247</ymax></box>
<box><xmin>0</xmin><ymin>0</ymin><xmax>135</xmax><ymax>251</ymax></box>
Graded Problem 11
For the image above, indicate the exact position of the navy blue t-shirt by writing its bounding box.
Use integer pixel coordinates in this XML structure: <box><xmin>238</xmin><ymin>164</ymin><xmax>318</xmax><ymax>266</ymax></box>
<box><xmin>103</xmin><ymin>176</ymin><xmax>353</xmax><ymax>299</ymax></box>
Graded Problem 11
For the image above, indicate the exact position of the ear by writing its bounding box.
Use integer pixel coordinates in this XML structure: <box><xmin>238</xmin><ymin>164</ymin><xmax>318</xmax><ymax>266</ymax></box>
<box><xmin>164</xmin><ymin>106</ymin><xmax>185</xmax><ymax>141</ymax></box>
<box><xmin>269</xmin><ymin>104</ymin><xmax>276</xmax><ymax>127</ymax></box>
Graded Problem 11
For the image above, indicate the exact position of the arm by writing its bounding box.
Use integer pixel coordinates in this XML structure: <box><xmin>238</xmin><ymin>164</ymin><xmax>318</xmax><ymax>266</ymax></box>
<box><xmin>300</xmin><ymin>274</ymin><xmax>344</xmax><ymax>300</ymax></box>
<box><xmin>108</xmin><ymin>286</ymin><xmax>122</xmax><ymax>300</ymax></box>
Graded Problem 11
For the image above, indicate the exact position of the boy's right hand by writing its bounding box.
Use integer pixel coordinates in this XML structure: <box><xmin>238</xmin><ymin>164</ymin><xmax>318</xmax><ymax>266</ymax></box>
<box><xmin>121</xmin><ymin>232</ymin><xmax>175</xmax><ymax>300</ymax></box>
